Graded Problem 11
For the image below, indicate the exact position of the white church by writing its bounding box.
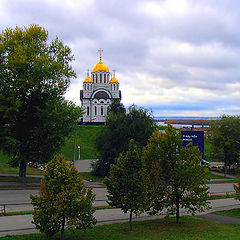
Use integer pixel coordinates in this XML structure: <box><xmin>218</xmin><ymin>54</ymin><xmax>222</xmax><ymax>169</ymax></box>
<box><xmin>80</xmin><ymin>49</ymin><xmax>122</xmax><ymax>124</ymax></box>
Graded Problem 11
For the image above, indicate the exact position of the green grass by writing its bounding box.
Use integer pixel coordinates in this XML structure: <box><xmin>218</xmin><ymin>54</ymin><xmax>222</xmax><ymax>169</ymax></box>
<box><xmin>80</xmin><ymin>172</ymin><xmax>104</xmax><ymax>182</ymax></box>
<box><xmin>0</xmin><ymin>206</ymin><xmax>116</xmax><ymax>217</ymax></box>
<box><xmin>208</xmin><ymin>194</ymin><xmax>238</xmax><ymax>200</ymax></box>
<box><xmin>206</xmin><ymin>171</ymin><xmax>231</xmax><ymax>179</ymax></box>
<box><xmin>59</xmin><ymin>125</ymin><xmax>103</xmax><ymax>161</ymax></box>
<box><xmin>0</xmin><ymin>176</ymin><xmax>42</xmax><ymax>183</ymax></box>
<box><xmin>0</xmin><ymin>151</ymin><xmax>43</xmax><ymax>175</ymax></box>
<box><xmin>215</xmin><ymin>208</ymin><xmax>240</xmax><ymax>218</ymax></box>
<box><xmin>0</xmin><ymin>125</ymin><xmax>103</xmax><ymax>175</ymax></box>
<box><xmin>206</xmin><ymin>180</ymin><xmax>238</xmax><ymax>184</ymax></box>
<box><xmin>1</xmin><ymin>216</ymin><xmax>240</xmax><ymax>240</ymax></box>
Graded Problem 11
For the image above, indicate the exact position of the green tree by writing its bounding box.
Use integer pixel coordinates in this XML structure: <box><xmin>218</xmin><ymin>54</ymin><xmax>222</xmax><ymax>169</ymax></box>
<box><xmin>0</xmin><ymin>25</ymin><xmax>79</xmax><ymax>178</ymax></box>
<box><xmin>104</xmin><ymin>139</ymin><xmax>145</xmax><ymax>230</ymax></box>
<box><xmin>30</xmin><ymin>154</ymin><xmax>96</xmax><ymax>240</ymax></box>
<box><xmin>107</xmin><ymin>98</ymin><xmax>126</xmax><ymax>115</ymax></box>
<box><xmin>142</xmin><ymin>125</ymin><xmax>210</xmax><ymax>224</ymax></box>
<box><xmin>234</xmin><ymin>157</ymin><xmax>240</xmax><ymax>201</ymax></box>
<box><xmin>209</xmin><ymin>115</ymin><xmax>240</xmax><ymax>174</ymax></box>
<box><xmin>93</xmin><ymin>105</ymin><xmax>156</xmax><ymax>177</ymax></box>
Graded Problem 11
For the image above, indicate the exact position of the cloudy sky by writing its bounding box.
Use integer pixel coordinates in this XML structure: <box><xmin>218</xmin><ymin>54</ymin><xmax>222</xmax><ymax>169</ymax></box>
<box><xmin>1</xmin><ymin>0</ymin><xmax>240</xmax><ymax>117</ymax></box>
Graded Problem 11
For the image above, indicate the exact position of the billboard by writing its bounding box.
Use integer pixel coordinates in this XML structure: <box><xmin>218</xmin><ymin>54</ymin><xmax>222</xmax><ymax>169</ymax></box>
<box><xmin>181</xmin><ymin>131</ymin><xmax>204</xmax><ymax>159</ymax></box>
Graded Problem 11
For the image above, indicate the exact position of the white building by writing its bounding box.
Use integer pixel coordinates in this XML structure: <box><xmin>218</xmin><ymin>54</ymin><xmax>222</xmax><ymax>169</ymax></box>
<box><xmin>80</xmin><ymin>49</ymin><xmax>121</xmax><ymax>124</ymax></box>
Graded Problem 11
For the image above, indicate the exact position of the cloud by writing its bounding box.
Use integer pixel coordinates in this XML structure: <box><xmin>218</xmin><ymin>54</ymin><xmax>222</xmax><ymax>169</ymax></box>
<box><xmin>1</xmin><ymin>0</ymin><xmax>240</xmax><ymax>116</ymax></box>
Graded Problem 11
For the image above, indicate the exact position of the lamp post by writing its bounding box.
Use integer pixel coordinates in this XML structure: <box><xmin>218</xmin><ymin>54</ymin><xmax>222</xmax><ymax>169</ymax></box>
<box><xmin>73</xmin><ymin>118</ymin><xmax>83</xmax><ymax>164</ymax></box>
<box><xmin>78</xmin><ymin>146</ymin><xmax>80</xmax><ymax>160</ymax></box>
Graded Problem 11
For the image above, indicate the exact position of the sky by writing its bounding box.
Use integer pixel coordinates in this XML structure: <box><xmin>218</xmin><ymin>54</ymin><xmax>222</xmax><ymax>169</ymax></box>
<box><xmin>1</xmin><ymin>0</ymin><xmax>240</xmax><ymax>117</ymax></box>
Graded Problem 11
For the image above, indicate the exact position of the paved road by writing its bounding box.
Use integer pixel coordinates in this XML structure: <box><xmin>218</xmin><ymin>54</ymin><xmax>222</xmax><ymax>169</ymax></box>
<box><xmin>208</xmin><ymin>183</ymin><xmax>235</xmax><ymax>194</ymax></box>
<box><xmin>0</xmin><ymin>182</ymin><xmax>236</xmax><ymax>213</ymax></box>
<box><xmin>0</xmin><ymin>187</ymin><xmax>108</xmax><ymax>213</ymax></box>
<box><xmin>0</xmin><ymin>198</ymin><xmax>239</xmax><ymax>237</ymax></box>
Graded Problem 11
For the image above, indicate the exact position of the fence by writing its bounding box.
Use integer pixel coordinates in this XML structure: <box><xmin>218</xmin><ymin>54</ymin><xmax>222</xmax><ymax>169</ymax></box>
<box><xmin>0</xmin><ymin>199</ymin><xmax>108</xmax><ymax>215</ymax></box>
<box><xmin>1</xmin><ymin>192</ymin><xmax>239</xmax><ymax>215</ymax></box>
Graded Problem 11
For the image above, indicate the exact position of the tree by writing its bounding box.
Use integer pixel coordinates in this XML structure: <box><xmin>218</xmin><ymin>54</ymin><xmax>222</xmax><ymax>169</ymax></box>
<box><xmin>0</xmin><ymin>25</ymin><xmax>79</xmax><ymax>178</ymax></box>
<box><xmin>234</xmin><ymin>157</ymin><xmax>240</xmax><ymax>201</ymax></box>
<box><xmin>104</xmin><ymin>139</ymin><xmax>145</xmax><ymax>230</ymax></box>
<box><xmin>107</xmin><ymin>98</ymin><xmax>126</xmax><ymax>115</ymax></box>
<box><xmin>209</xmin><ymin>115</ymin><xmax>240</xmax><ymax>174</ymax></box>
<box><xmin>142</xmin><ymin>125</ymin><xmax>210</xmax><ymax>224</ymax></box>
<box><xmin>30</xmin><ymin>154</ymin><xmax>96</xmax><ymax>240</ymax></box>
<box><xmin>93</xmin><ymin>105</ymin><xmax>156</xmax><ymax>177</ymax></box>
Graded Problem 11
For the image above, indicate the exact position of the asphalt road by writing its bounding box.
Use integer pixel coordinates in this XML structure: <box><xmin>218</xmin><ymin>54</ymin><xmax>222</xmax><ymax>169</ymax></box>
<box><xmin>0</xmin><ymin>182</ymin><xmax>236</xmax><ymax>213</ymax></box>
<box><xmin>0</xmin><ymin>187</ymin><xmax>108</xmax><ymax>213</ymax></box>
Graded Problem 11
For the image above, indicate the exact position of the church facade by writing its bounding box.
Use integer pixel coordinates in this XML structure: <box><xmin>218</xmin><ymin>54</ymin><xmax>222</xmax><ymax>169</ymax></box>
<box><xmin>80</xmin><ymin>49</ymin><xmax>121</xmax><ymax>123</ymax></box>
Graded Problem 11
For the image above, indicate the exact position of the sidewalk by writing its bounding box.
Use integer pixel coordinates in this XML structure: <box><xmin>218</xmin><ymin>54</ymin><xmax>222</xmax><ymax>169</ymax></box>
<box><xmin>210</xmin><ymin>171</ymin><xmax>238</xmax><ymax>179</ymax></box>
<box><xmin>0</xmin><ymin>198</ymin><xmax>239</xmax><ymax>237</ymax></box>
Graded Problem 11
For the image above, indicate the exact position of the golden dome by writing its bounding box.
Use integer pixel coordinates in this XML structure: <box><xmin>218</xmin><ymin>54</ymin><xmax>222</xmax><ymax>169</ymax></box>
<box><xmin>92</xmin><ymin>60</ymin><xmax>109</xmax><ymax>72</ymax></box>
<box><xmin>84</xmin><ymin>76</ymin><xmax>93</xmax><ymax>83</ymax></box>
<box><xmin>109</xmin><ymin>77</ymin><xmax>119</xmax><ymax>83</ymax></box>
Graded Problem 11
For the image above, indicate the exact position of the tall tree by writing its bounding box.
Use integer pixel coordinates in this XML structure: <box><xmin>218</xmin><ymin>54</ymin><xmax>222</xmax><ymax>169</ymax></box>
<box><xmin>234</xmin><ymin>157</ymin><xmax>240</xmax><ymax>201</ymax></box>
<box><xmin>93</xmin><ymin>105</ymin><xmax>156</xmax><ymax>177</ymax></box>
<box><xmin>0</xmin><ymin>25</ymin><xmax>79</xmax><ymax>178</ymax></box>
<box><xmin>209</xmin><ymin>115</ymin><xmax>240</xmax><ymax>173</ymax></box>
<box><xmin>107</xmin><ymin>98</ymin><xmax>126</xmax><ymax>115</ymax></box>
<box><xmin>105</xmin><ymin>139</ymin><xmax>145</xmax><ymax>230</ymax></box>
<box><xmin>142</xmin><ymin>125</ymin><xmax>210</xmax><ymax>224</ymax></box>
<box><xmin>31</xmin><ymin>154</ymin><xmax>96</xmax><ymax>240</ymax></box>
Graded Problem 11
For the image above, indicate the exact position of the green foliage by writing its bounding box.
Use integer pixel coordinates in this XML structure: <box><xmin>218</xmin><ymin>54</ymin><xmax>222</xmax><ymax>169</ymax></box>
<box><xmin>107</xmin><ymin>98</ymin><xmax>126</xmax><ymax>115</ymax></box>
<box><xmin>30</xmin><ymin>154</ymin><xmax>96</xmax><ymax>239</ymax></box>
<box><xmin>234</xmin><ymin>160</ymin><xmax>240</xmax><ymax>202</ymax></box>
<box><xmin>209</xmin><ymin>115</ymin><xmax>240</xmax><ymax>167</ymax></box>
<box><xmin>93</xmin><ymin>105</ymin><xmax>156</xmax><ymax>177</ymax></box>
<box><xmin>105</xmin><ymin>139</ymin><xmax>145</xmax><ymax>230</ymax></box>
<box><xmin>0</xmin><ymin>25</ymin><xmax>80</xmax><ymax>178</ymax></box>
<box><xmin>142</xmin><ymin>125</ymin><xmax>210</xmax><ymax>223</ymax></box>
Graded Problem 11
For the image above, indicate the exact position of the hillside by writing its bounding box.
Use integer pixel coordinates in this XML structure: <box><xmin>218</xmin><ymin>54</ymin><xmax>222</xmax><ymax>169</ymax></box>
<box><xmin>0</xmin><ymin>125</ymin><xmax>103</xmax><ymax>174</ymax></box>
<box><xmin>59</xmin><ymin>125</ymin><xmax>103</xmax><ymax>161</ymax></box>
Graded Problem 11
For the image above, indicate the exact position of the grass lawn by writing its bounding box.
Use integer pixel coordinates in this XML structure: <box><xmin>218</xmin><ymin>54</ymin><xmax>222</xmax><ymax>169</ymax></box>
<box><xmin>59</xmin><ymin>125</ymin><xmax>103</xmax><ymax>161</ymax></box>
<box><xmin>0</xmin><ymin>125</ymin><xmax>103</xmax><ymax>175</ymax></box>
<box><xmin>1</xmin><ymin>216</ymin><xmax>240</xmax><ymax>240</ymax></box>
<box><xmin>215</xmin><ymin>208</ymin><xmax>240</xmax><ymax>218</ymax></box>
<box><xmin>206</xmin><ymin>171</ymin><xmax>231</xmax><ymax>179</ymax></box>
<box><xmin>0</xmin><ymin>151</ymin><xmax>43</xmax><ymax>175</ymax></box>
<box><xmin>80</xmin><ymin>172</ymin><xmax>104</xmax><ymax>182</ymax></box>
<box><xmin>0</xmin><ymin>176</ymin><xmax>42</xmax><ymax>183</ymax></box>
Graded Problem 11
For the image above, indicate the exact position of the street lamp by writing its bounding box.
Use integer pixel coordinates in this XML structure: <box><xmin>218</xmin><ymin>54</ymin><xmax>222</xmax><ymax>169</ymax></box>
<box><xmin>78</xmin><ymin>146</ymin><xmax>80</xmax><ymax>160</ymax></box>
<box><xmin>73</xmin><ymin>118</ymin><xmax>83</xmax><ymax>163</ymax></box>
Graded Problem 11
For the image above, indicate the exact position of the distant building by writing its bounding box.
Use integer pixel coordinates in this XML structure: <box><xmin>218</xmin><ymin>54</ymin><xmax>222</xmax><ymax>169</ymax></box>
<box><xmin>80</xmin><ymin>49</ymin><xmax>121</xmax><ymax>123</ymax></box>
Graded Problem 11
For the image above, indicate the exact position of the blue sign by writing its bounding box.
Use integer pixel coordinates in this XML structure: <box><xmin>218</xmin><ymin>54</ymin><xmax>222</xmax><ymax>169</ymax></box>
<box><xmin>181</xmin><ymin>131</ymin><xmax>204</xmax><ymax>159</ymax></box>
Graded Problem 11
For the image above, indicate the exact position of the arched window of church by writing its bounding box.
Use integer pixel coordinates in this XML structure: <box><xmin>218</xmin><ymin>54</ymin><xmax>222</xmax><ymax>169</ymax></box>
<box><xmin>96</xmin><ymin>75</ymin><xmax>98</xmax><ymax>83</ymax></box>
<box><xmin>92</xmin><ymin>74</ymin><xmax>95</xmax><ymax>82</ymax></box>
<box><xmin>114</xmin><ymin>84</ymin><xmax>116</xmax><ymax>91</ymax></box>
<box><xmin>100</xmin><ymin>74</ymin><xmax>102</xmax><ymax>83</ymax></box>
<box><xmin>87</xmin><ymin>106</ymin><xmax>90</xmax><ymax>116</ymax></box>
<box><xmin>95</xmin><ymin>106</ymin><xmax>97</xmax><ymax>116</ymax></box>
<box><xmin>84</xmin><ymin>84</ymin><xmax>86</xmax><ymax>90</ymax></box>
<box><xmin>101</xmin><ymin>106</ymin><xmax>104</xmax><ymax>116</ymax></box>
<box><xmin>87</xmin><ymin>85</ymin><xmax>89</xmax><ymax>90</ymax></box>
<box><xmin>104</xmin><ymin>74</ymin><xmax>106</xmax><ymax>83</ymax></box>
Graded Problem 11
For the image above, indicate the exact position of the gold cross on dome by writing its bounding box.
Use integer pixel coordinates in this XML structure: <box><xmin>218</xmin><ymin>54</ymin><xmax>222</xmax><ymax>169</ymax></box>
<box><xmin>98</xmin><ymin>48</ymin><xmax>103</xmax><ymax>61</ymax></box>
<box><xmin>87</xmin><ymin>69</ymin><xmax>89</xmax><ymax>76</ymax></box>
<box><xmin>113</xmin><ymin>69</ymin><xmax>116</xmax><ymax>77</ymax></box>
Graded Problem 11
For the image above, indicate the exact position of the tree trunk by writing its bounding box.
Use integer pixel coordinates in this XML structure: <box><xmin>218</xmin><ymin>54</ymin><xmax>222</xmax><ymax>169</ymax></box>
<box><xmin>176</xmin><ymin>198</ymin><xmax>180</xmax><ymax>224</ymax></box>
<box><xmin>129</xmin><ymin>210</ymin><xmax>133</xmax><ymax>231</ymax></box>
<box><xmin>19</xmin><ymin>161</ymin><xmax>27</xmax><ymax>179</ymax></box>
<box><xmin>61</xmin><ymin>216</ymin><xmax>65</xmax><ymax>240</ymax></box>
